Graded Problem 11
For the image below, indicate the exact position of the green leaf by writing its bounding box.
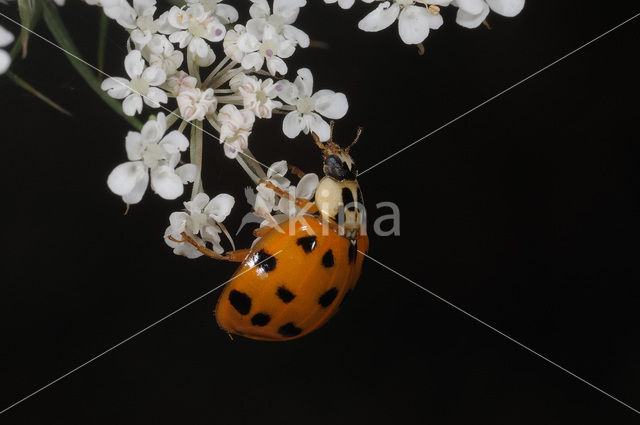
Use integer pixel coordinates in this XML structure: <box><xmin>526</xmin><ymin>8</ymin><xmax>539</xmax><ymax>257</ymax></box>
<box><xmin>41</xmin><ymin>2</ymin><xmax>143</xmax><ymax>130</ymax></box>
<box><xmin>7</xmin><ymin>70</ymin><xmax>72</xmax><ymax>117</ymax></box>
<box><xmin>10</xmin><ymin>0</ymin><xmax>42</xmax><ymax>60</ymax></box>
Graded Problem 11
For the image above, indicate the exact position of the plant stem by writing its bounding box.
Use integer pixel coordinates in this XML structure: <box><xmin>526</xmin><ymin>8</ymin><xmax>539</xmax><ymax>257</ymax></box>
<box><xmin>190</xmin><ymin>121</ymin><xmax>204</xmax><ymax>199</ymax></box>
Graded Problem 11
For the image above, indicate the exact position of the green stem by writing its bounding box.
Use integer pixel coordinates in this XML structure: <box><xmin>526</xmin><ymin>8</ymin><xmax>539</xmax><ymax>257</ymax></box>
<box><xmin>41</xmin><ymin>2</ymin><xmax>143</xmax><ymax>130</ymax></box>
<box><xmin>190</xmin><ymin>121</ymin><xmax>204</xmax><ymax>199</ymax></box>
<box><xmin>7</xmin><ymin>70</ymin><xmax>72</xmax><ymax>116</ymax></box>
<box><xmin>96</xmin><ymin>12</ymin><xmax>108</xmax><ymax>80</ymax></box>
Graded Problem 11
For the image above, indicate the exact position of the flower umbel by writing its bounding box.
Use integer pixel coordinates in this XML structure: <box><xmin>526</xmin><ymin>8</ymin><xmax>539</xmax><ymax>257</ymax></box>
<box><xmin>107</xmin><ymin>113</ymin><xmax>197</xmax><ymax>203</ymax></box>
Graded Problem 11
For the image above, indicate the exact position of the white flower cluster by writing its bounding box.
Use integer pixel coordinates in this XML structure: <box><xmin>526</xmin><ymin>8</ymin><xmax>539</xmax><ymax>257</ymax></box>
<box><xmin>35</xmin><ymin>0</ymin><xmax>525</xmax><ymax>259</ymax></box>
<box><xmin>324</xmin><ymin>0</ymin><xmax>525</xmax><ymax>45</ymax></box>
<box><xmin>96</xmin><ymin>0</ymin><xmax>348</xmax><ymax>159</ymax></box>
<box><xmin>85</xmin><ymin>0</ymin><xmax>348</xmax><ymax>258</ymax></box>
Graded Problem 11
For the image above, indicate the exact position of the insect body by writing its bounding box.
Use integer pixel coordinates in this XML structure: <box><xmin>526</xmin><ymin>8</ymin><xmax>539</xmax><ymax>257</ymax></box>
<box><xmin>216</xmin><ymin>215</ymin><xmax>368</xmax><ymax>340</ymax></box>
<box><xmin>175</xmin><ymin>124</ymin><xmax>368</xmax><ymax>341</ymax></box>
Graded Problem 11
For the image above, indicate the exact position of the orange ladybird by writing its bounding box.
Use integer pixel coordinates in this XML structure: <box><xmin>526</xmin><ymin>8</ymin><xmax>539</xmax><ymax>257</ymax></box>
<box><xmin>175</xmin><ymin>125</ymin><xmax>368</xmax><ymax>341</ymax></box>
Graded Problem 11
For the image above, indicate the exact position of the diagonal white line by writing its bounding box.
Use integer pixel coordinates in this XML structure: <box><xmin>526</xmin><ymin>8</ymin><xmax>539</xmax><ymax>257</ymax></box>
<box><xmin>360</xmin><ymin>250</ymin><xmax>640</xmax><ymax>415</ymax></box>
<box><xmin>0</xmin><ymin>11</ymin><xmax>281</xmax><ymax>178</ymax></box>
<box><xmin>358</xmin><ymin>11</ymin><xmax>640</xmax><ymax>177</ymax></box>
<box><xmin>0</xmin><ymin>249</ymin><xmax>282</xmax><ymax>416</ymax></box>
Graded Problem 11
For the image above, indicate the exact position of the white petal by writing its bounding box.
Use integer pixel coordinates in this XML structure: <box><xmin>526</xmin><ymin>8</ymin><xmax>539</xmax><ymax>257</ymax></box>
<box><xmin>283</xmin><ymin>25</ymin><xmax>309</xmax><ymax>48</ymax></box>
<box><xmin>249</xmin><ymin>0</ymin><xmax>270</xmax><ymax>19</ymax></box>
<box><xmin>266</xmin><ymin>56</ymin><xmax>288</xmax><ymax>76</ymax></box>
<box><xmin>122</xmin><ymin>171</ymin><xmax>149</xmax><ymax>204</ymax></box>
<box><xmin>307</xmin><ymin>113</ymin><xmax>330</xmax><ymax>141</ymax></box>
<box><xmin>456</xmin><ymin>3</ymin><xmax>490</xmax><ymax>28</ymax></box>
<box><xmin>311</xmin><ymin>90</ymin><xmax>348</xmax><ymax>119</ymax></box>
<box><xmin>282</xmin><ymin>111</ymin><xmax>303</xmax><ymax>139</ymax></box>
<box><xmin>241</xmin><ymin>52</ymin><xmax>264</xmax><ymax>71</ymax></box>
<box><xmin>124</xmin><ymin>50</ymin><xmax>145</xmax><ymax>79</ymax></box>
<box><xmin>275</xmin><ymin>80</ymin><xmax>298</xmax><ymax>105</ymax></box>
<box><xmin>101</xmin><ymin>77</ymin><xmax>131</xmax><ymax>99</ymax></box>
<box><xmin>124</xmin><ymin>131</ymin><xmax>145</xmax><ymax>160</ymax></box>
<box><xmin>357</xmin><ymin>2</ymin><xmax>400</xmax><ymax>33</ymax></box>
<box><xmin>294</xmin><ymin>68</ymin><xmax>313</xmax><ymax>98</ymax></box>
<box><xmin>122</xmin><ymin>93</ymin><xmax>143</xmax><ymax>116</ymax></box>
<box><xmin>142</xmin><ymin>65</ymin><xmax>166</xmax><ymax>86</ymax></box>
<box><xmin>160</xmin><ymin>130</ymin><xmax>189</xmax><ymax>153</ymax></box>
<box><xmin>267</xmin><ymin>160</ymin><xmax>288</xmax><ymax>179</ymax></box>
<box><xmin>150</xmin><ymin>166</ymin><xmax>184</xmax><ymax>199</ymax></box>
<box><xmin>0</xmin><ymin>25</ymin><xmax>15</xmax><ymax>47</ymax></box>
<box><xmin>455</xmin><ymin>0</ymin><xmax>485</xmax><ymax>14</ymax></box>
<box><xmin>186</xmin><ymin>192</ymin><xmax>210</xmax><ymax>213</ymax></box>
<box><xmin>175</xmin><ymin>163</ymin><xmax>197</xmax><ymax>183</ymax></box>
<box><xmin>143</xmin><ymin>87</ymin><xmax>168</xmax><ymax>108</ymax></box>
<box><xmin>205</xmin><ymin>193</ymin><xmax>235</xmax><ymax>222</ymax></box>
<box><xmin>0</xmin><ymin>50</ymin><xmax>10</xmax><ymax>74</ymax></box>
<box><xmin>296</xmin><ymin>173</ymin><xmax>318</xmax><ymax>199</ymax></box>
<box><xmin>107</xmin><ymin>161</ymin><xmax>147</xmax><ymax>196</ymax></box>
<box><xmin>216</xmin><ymin>4</ymin><xmax>239</xmax><ymax>24</ymax></box>
<box><xmin>398</xmin><ymin>6</ymin><xmax>432</xmax><ymax>45</ymax></box>
<box><xmin>486</xmin><ymin>0</ymin><xmax>525</xmax><ymax>17</ymax></box>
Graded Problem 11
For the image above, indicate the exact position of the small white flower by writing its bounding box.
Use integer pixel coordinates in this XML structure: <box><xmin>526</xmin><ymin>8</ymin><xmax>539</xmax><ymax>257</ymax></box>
<box><xmin>217</xmin><ymin>104</ymin><xmax>256</xmax><ymax>159</ymax></box>
<box><xmin>248</xmin><ymin>0</ymin><xmax>310</xmax><ymax>48</ymax></box>
<box><xmin>230</xmin><ymin>74</ymin><xmax>284</xmax><ymax>119</ymax></box>
<box><xmin>114</xmin><ymin>0</ymin><xmax>161</xmax><ymax>47</ymax></box>
<box><xmin>101</xmin><ymin>49</ymin><xmax>168</xmax><ymax>116</ymax></box>
<box><xmin>185</xmin><ymin>0</ymin><xmax>239</xmax><ymax>24</ymax></box>
<box><xmin>358</xmin><ymin>1</ymin><xmax>449</xmax><ymax>45</ymax></box>
<box><xmin>143</xmin><ymin>34</ymin><xmax>183</xmax><ymax>76</ymax></box>
<box><xmin>164</xmin><ymin>4</ymin><xmax>225</xmax><ymax>61</ymax></box>
<box><xmin>278</xmin><ymin>68</ymin><xmax>348</xmax><ymax>141</ymax></box>
<box><xmin>107</xmin><ymin>113</ymin><xmax>197</xmax><ymax>203</ymax></box>
<box><xmin>239</xmin><ymin>23</ymin><xmax>293</xmax><ymax>76</ymax></box>
<box><xmin>0</xmin><ymin>24</ymin><xmax>14</xmax><ymax>75</ymax></box>
<box><xmin>166</xmin><ymin>71</ymin><xmax>198</xmax><ymax>96</ymax></box>
<box><xmin>177</xmin><ymin>86</ymin><xmax>218</xmax><ymax>122</ymax></box>
<box><xmin>223</xmin><ymin>24</ymin><xmax>254</xmax><ymax>62</ymax></box>
<box><xmin>253</xmin><ymin>160</ymin><xmax>290</xmax><ymax>214</ymax></box>
<box><xmin>164</xmin><ymin>191</ymin><xmax>235</xmax><ymax>257</ymax></box>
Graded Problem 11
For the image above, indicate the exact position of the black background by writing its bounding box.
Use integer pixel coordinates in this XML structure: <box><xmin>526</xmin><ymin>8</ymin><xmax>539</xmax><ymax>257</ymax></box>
<box><xmin>1</xmin><ymin>1</ymin><xmax>639</xmax><ymax>424</ymax></box>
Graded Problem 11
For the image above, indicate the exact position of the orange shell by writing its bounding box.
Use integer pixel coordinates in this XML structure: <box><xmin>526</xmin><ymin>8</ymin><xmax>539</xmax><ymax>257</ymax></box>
<box><xmin>215</xmin><ymin>216</ymin><xmax>369</xmax><ymax>341</ymax></box>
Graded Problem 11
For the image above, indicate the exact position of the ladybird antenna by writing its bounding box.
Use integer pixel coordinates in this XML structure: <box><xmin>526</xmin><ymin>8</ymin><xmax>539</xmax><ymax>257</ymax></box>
<box><xmin>329</xmin><ymin>120</ymin><xmax>335</xmax><ymax>144</ymax></box>
<box><xmin>345</xmin><ymin>126</ymin><xmax>363</xmax><ymax>154</ymax></box>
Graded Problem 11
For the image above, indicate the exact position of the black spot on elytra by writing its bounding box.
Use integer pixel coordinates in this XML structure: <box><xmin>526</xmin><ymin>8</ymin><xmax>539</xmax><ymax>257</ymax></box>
<box><xmin>342</xmin><ymin>187</ymin><xmax>356</xmax><ymax>211</ymax></box>
<box><xmin>318</xmin><ymin>287</ymin><xmax>338</xmax><ymax>307</ymax></box>
<box><xmin>322</xmin><ymin>249</ymin><xmax>334</xmax><ymax>268</ymax></box>
<box><xmin>253</xmin><ymin>249</ymin><xmax>277</xmax><ymax>272</ymax></box>
<box><xmin>296</xmin><ymin>235</ymin><xmax>317</xmax><ymax>253</ymax></box>
<box><xmin>276</xmin><ymin>286</ymin><xmax>296</xmax><ymax>303</ymax></box>
<box><xmin>251</xmin><ymin>313</ymin><xmax>271</xmax><ymax>326</ymax></box>
<box><xmin>229</xmin><ymin>290</ymin><xmax>251</xmax><ymax>315</ymax></box>
<box><xmin>278</xmin><ymin>322</ymin><xmax>303</xmax><ymax>337</ymax></box>
<box><xmin>356</xmin><ymin>187</ymin><xmax>364</xmax><ymax>206</ymax></box>
<box><xmin>348</xmin><ymin>240</ymin><xmax>358</xmax><ymax>264</ymax></box>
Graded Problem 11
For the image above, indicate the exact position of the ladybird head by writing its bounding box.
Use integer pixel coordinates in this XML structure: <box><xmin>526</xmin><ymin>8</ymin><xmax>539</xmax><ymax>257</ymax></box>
<box><xmin>312</xmin><ymin>122</ymin><xmax>362</xmax><ymax>182</ymax></box>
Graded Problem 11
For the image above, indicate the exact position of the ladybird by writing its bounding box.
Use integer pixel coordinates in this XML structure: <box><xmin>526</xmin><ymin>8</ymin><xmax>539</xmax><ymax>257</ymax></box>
<box><xmin>174</xmin><ymin>123</ymin><xmax>368</xmax><ymax>341</ymax></box>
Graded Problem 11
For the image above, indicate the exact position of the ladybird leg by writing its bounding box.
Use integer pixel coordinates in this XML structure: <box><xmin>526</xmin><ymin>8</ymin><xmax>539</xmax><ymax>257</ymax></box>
<box><xmin>258</xmin><ymin>180</ymin><xmax>318</xmax><ymax>214</ymax></box>
<box><xmin>287</xmin><ymin>164</ymin><xmax>306</xmax><ymax>179</ymax></box>
<box><xmin>252</xmin><ymin>225</ymin><xmax>274</xmax><ymax>238</ymax></box>
<box><xmin>168</xmin><ymin>232</ymin><xmax>249</xmax><ymax>262</ymax></box>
